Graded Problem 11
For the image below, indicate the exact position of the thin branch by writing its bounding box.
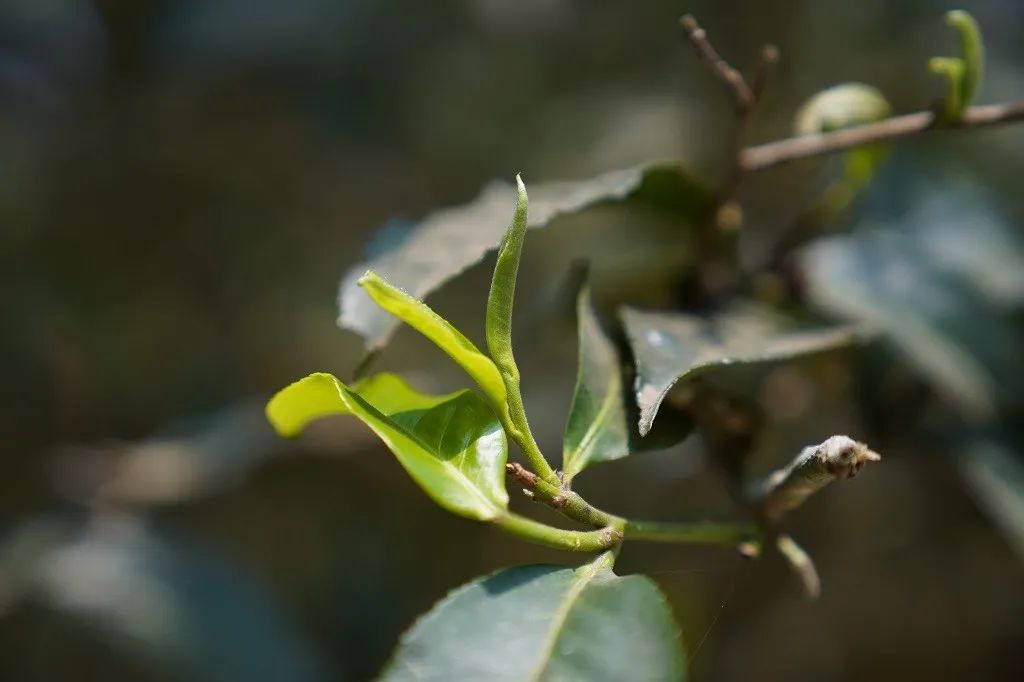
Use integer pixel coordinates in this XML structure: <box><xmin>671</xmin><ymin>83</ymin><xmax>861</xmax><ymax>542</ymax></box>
<box><xmin>680</xmin><ymin>14</ymin><xmax>753</xmax><ymax>112</ymax></box>
<box><xmin>750</xmin><ymin>44</ymin><xmax>780</xmax><ymax>104</ymax></box>
<box><xmin>741</xmin><ymin>100</ymin><xmax>1024</xmax><ymax>172</ymax></box>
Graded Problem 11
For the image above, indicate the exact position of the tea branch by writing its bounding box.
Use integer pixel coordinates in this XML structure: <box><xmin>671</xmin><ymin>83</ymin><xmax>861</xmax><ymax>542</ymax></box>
<box><xmin>741</xmin><ymin>100</ymin><xmax>1024</xmax><ymax>172</ymax></box>
<box><xmin>680</xmin><ymin>14</ymin><xmax>1024</xmax><ymax>175</ymax></box>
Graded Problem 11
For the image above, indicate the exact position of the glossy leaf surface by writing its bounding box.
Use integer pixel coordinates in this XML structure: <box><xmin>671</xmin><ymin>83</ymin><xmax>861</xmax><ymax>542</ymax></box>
<box><xmin>267</xmin><ymin>372</ymin><xmax>508</xmax><ymax>520</ymax></box>
<box><xmin>623</xmin><ymin>306</ymin><xmax>860</xmax><ymax>436</ymax></box>
<box><xmin>339</xmin><ymin>162</ymin><xmax>715</xmax><ymax>350</ymax></box>
<box><xmin>381</xmin><ymin>555</ymin><xmax>686</xmax><ymax>682</ymax></box>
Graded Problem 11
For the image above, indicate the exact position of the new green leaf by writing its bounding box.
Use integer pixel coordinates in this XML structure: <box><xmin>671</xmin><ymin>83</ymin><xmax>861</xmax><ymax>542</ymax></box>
<box><xmin>622</xmin><ymin>306</ymin><xmax>862</xmax><ymax>436</ymax></box>
<box><xmin>381</xmin><ymin>553</ymin><xmax>686</xmax><ymax>682</ymax></box>
<box><xmin>929</xmin><ymin>10</ymin><xmax>984</xmax><ymax>122</ymax></box>
<box><xmin>485</xmin><ymin>174</ymin><xmax>528</xmax><ymax>377</ymax></box>
<box><xmin>482</xmin><ymin>176</ymin><xmax>557</xmax><ymax>482</ymax></box>
<box><xmin>358</xmin><ymin>271</ymin><xmax>510</xmax><ymax>422</ymax></box>
<box><xmin>267</xmin><ymin>372</ymin><xmax>508</xmax><ymax>520</ymax></box>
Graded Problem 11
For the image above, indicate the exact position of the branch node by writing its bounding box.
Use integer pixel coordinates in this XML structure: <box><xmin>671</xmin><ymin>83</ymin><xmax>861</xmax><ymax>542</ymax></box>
<box><xmin>506</xmin><ymin>462</ymin><xmax>539</xmax><ymax>487</ymax></box>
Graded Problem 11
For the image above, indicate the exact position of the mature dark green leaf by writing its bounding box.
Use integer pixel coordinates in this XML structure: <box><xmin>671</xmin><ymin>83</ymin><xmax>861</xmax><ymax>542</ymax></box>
<box><xmin>266</xmin><ymin>372</ymin><xmax>508</xmax><ymax>520</ymax></box>
<box><xmin>800</xmin><ymin>175</ymin><xmax>1024</xmax><ymax>418</ymax></box>
<box><xmin>0</xmin><ymin>518</ymin><xmax>326</xmax><ymax>682</ymax></box>
<box><xmin>381</xmin><ymin>554</ymin><xmax>686</xmax><ymax>682</ymax></box>
<box><xmin>339</xmin><ymin>162</ymin><xmax>715</xmax><ymax>350</ymax></box>
<box><xmin>623</xmin><ymin>306</ymin><xmax>861</xmax><ymax>436</ymax></box>
<box><xmin>802</xmin><ymin>230</ymin><xmax>1024</xmax><ymax>419</ymax></box>
<box><xmin>359</xmin><ymin>271</ymin><xmax>510</xmax><ymax>421</ymax></box>
<box><xmin>562</xmin><ymin>282</ymin><xmax>630</xmax><ymax>480</ymax></box>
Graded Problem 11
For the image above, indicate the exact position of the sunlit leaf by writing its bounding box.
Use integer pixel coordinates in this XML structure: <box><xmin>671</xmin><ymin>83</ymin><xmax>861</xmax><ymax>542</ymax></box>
<box><xmin>358</xmin><ymin>271</ymin><xmax>510</xmax><ymax>421</ymax></box>
<box><xmin>622</xmin><ymin>306</ymin><xmax>861</xmax><ymax>436</ymax></box>
<box><xmin>267</xmin><ymin>372</ymin><xmax>508</xmax><ymax>520</ymax></box>
<box><xmin>339</xmin><ymin>162</ymin><xmax>715</xmax><ymax>350</ymax></box>
<box><xmin>380</xmin><ymin>553</ymin><xmax>686</xmax><ymax>682</ymax></box>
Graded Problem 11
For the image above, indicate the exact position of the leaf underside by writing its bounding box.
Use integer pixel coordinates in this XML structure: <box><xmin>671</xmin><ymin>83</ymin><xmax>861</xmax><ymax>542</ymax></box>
<box><xmin>339</xmin><ymin>162</ymin><xmax>715</xmax><ymax>350</ymax></box>
<box><xmin>622</xmin><ymin>305</ymin><xmax>862</xmax><ymax>436</ymax></box>
<box><xmin>266</xmin><ymin>372</ymin><xmax>508</xmax><ymax>520</ymax></box>
<box><xmin>380</xmin><ymin>559</ymin><xmax>686</xmax><ymax>682</ymax></box>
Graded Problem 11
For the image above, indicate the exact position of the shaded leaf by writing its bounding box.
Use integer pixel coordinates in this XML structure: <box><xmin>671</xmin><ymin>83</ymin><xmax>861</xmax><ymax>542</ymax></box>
<box><xmin>0</xmin><ymin>518</ymin><xmax>326</xmax><ymax>682</ymax></box>
<box><xmin>801</xmin><ymin>226</ymin><xmax>1024</xmax><ymax>418</ymax></box>
<box><xmin>358</xmin><ymin>271</ymin><xmax>509</xmax><ymax>420</ymax></box>
<box><xmin>339</xmin><ymin>162</ymin><xmax>715</xmax><ymax>350</ymax></box>
<box><xmin>381</xmin><ymin>554</ymin><xmax>686</xmax><ymax>682</ymax></box>
<box><xmin>562</xmin><ymin>282</ymin><xmax>630</xmax><ymax>480</ymax></box>
<box><xmin>622</xmin><ymin>305</ymin><xmax>861</xmax><ymax>436</ymax></box>
<box><xmin>267</xmin><ymin>372</ymin><xmax>508</xmax><ymax>520</ymax></box>
<box><xmin>902</xmin><ymin>183</ymin><xmax>1024</xmax><ymax>307</ymax></box>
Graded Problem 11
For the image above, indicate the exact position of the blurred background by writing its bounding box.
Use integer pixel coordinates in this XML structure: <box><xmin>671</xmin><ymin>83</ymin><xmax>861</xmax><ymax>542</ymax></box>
<box><xmin>2</xmin><ymin>0</ymin><xmax>1024</xmax><ymax>680</ymax></box>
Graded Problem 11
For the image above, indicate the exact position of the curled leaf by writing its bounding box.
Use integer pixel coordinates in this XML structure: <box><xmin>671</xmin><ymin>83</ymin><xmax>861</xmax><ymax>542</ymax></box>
<box><xmin>485</xmin><ymin>174</ymin><xmax>528</xmax><ymax>380</ymax></box>
<box><xmin>929</xmin><ymin>10</ymin><xmax>984</xmax><ymax>121</ymax></box>
<box><xmin>267</xmin><ymin>373</ymin><xmax>508</xmax><ymax>521</ymax></box>
<box><xmin>622</xmin><ymin>305</ymin><xmax>862</xmax><ymax>436</ymax></box>
<box><xmin>794</xmin><ymin>83</ymin><xmax>892</xmax><ymax>136</ymax></box>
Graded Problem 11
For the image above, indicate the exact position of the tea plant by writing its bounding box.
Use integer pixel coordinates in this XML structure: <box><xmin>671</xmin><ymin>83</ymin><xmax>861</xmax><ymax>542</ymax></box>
<box><xmin>267</xmin><ymin>10</ymin><xmax>1023</xmax><ymax>681</ymax></box>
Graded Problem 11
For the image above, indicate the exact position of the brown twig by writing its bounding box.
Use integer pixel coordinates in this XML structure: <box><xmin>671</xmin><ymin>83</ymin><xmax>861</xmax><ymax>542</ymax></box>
<box><xmin>750</xmin><ymin>44</ymin><xmax>780</xmax><ymax>104</ymax></box>
<box><xmin>680</xmin><ymin>14</ymin><xmax>753</xmax><ymax>113</ymax></box>
<box><xmin>741</xmin><ymin>100</ymin><xmax>1024</xmax><ymax>172</ymax></box>
<box><xmin>680</xmin><ymin>15</ymin><xmax>777</xmax><ymax>201</ymax></box>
